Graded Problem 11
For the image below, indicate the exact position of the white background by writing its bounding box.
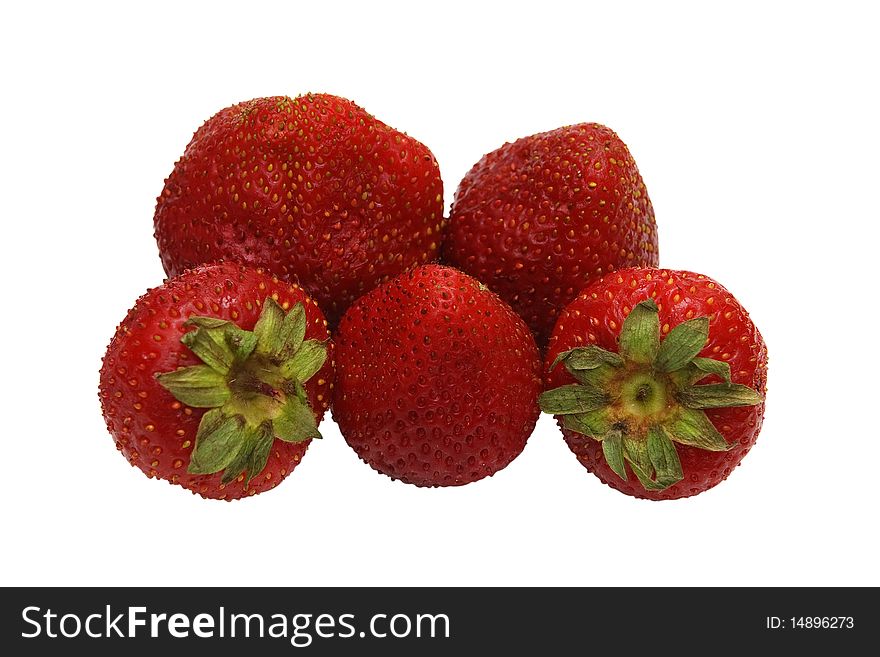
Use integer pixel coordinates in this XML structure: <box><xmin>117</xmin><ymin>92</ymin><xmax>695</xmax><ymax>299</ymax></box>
<box><xmin>2</xmin><ymin>1</ymin><xmax>878</xmax><ymax>587</ymax></box>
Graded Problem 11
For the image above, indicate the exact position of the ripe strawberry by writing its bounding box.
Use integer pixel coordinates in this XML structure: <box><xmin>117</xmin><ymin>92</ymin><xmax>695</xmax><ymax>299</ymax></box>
<box><xmin>444</xmin><ymin>123</ymin><xmax>658</xmax><ymax>348</ymax></box>
<box><xmin>154</xmin><ymin>93</ymin><xmax>445</xmax><ymax>328</ymax></box>
<box><xmin>333</xmin><ymin>264</ymin><xmax>542</xmax><ymax>486</ymax></box>
<box><xmin>98</xmin><ymin>262</ymin><xmax>333</xmax><ymax>500</ymax></box>
<box><xmin>542</xmin><ymin>268</ymin><xmax>767</xmax><ymax>500</ymax></box>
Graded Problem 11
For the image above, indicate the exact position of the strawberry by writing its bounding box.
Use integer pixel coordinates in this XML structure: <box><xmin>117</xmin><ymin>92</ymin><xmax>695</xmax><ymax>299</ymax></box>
<box><xmin>332</xmin><ymin>264</ymin><xmax>542</xmax><ymax>486</ymax></box>
<box><xmin>154</xmin><ymin>93</ymin><xmax>445</xmax><ymax>328</ymax></box>
<box><xmin>541</xmin><ymin>268</ymin><xmax>767</xmax><ymax>500</ymax></box>
<box><xmin>98</xmin><ymin>262</ymin><xmax>333</xmax><ymax>500</ymax></box>
<box><xmin>444</xmin><ymin>123</ymin><xmax>658</xmax><ymax>348</ymax></box>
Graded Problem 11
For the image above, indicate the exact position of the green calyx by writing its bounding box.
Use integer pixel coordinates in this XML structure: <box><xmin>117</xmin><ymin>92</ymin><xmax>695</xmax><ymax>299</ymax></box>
<box><xmin>156</xmin><ymin>299</ymin><xmax>327</xmax><ymax>488</ymax></box>
<box><xmin>540</xmin><ymin>299</ymin><xmax>762</xmax><ymax>492</ymax></box>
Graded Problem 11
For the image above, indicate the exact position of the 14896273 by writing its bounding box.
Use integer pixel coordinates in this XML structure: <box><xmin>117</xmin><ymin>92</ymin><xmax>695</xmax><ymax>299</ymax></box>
<box><xmin>766</xmin><ymin>617</ymin><xmax>855</xmax><ymax>630</ymax></box>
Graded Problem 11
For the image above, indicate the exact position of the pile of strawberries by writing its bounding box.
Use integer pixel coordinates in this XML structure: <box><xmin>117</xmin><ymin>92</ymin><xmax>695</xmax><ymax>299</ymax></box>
<box><xmin>100</xmin><ymin>93</ymin><xmax>767</xmax><ymax>502</ymax></box>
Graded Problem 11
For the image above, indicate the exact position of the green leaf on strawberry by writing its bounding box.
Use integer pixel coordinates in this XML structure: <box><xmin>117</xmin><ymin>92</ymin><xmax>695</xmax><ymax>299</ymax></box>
<box><xmin>539</xmin><ymin>299</ymin><xmax>763</xmax><ymax>492</ymax></box>
<box><xmin>156</xmin><ymin>298</ymin><xmax>327</xmax><ymax>488</ymax></box>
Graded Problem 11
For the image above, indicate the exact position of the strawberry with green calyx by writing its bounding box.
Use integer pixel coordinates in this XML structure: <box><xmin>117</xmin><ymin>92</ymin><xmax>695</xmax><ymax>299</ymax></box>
<box><xmin>542</xmin><ymin>268</ymin><xmax>767</xmax><ymax>500</ymax></box>
<box><xmin>99</xmin><ymin>263</ymin><xmax>333</xmax><ymax>500</ymax></box>
<box><xmin>156</xmin><ymin>298</ymin><xmax>328</xmax><ymax>488</ymax></box>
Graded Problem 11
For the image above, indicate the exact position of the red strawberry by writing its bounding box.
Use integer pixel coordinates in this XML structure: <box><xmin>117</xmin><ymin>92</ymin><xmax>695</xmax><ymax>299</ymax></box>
<box><xmin>333</xmin><ymin>264</ymin><xmax>542</xmax><ymax>486</ymax></box>
<box><xmin>154</xmin><ymin>93</ymin><xmax>445</xmax><ymax>328</ymax></box>
<box><xmin>98</xmin><ymin>262</ymin><xmax>334</xmax><ymax>500</ymax></box>
<box><xmin>444</xmin><ymin>123</ymin><xmax>658</xmax><ymax>348</ymax></box>
<box><xmin>542</xmin><ymin>268</ymin><xmax>767</xmax><ymax>500</ymax></box>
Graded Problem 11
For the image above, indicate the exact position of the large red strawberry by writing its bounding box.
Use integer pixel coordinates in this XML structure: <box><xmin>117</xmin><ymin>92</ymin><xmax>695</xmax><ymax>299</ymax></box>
<box><xmin>99</xmin><ymin>262</ymin><xmax>333</xmax><ymax>500</ymax></box>
<box><xmin>444</xmin><ymin>123</ymin><xmax>658</xmax><ymax>348</ymax></box>
<box><xmin>154</xmin><ymin>93</ymin><xmax>445</xmax><ymax>328</ymax></box>
<box><xmin>333</xmin><ymin>264</ymin><xmax>542</xmax><ymax>486</ymax></box>
<box><xmin>542</xmin><ymin>268</ymin><xmax>767</xmax><ymax>500</ymax></box>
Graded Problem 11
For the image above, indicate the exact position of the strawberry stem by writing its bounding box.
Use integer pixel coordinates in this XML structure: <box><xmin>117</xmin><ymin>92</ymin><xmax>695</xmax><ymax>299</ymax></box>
<box><xmin>540</xmin><ymin>299</ymin><xmax>763</xmax><ymax>491</ymax></box>
<box><xmin>155</xmin><ymin>298</ymin><xmax>327</xmax><ymax>487</ymax></box>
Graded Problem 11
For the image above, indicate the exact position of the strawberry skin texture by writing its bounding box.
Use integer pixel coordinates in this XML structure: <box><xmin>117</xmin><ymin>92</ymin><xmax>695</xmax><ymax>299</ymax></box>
<box><xmin>98</xmin><ymin>263</ymin><xmax>334</xmax><ymax>500</ymax></box>
<box><xmin>154</xmin><ymin>93</ymin><xmax>445</xmax><ymax>328</ymax></box>
<box><xmin>545</xmin><ymin>268</ymin><xmax>767</xmax><ymax>500</ymax></box>
<box><xmin>333</xmin><ymin>264</ymin><xmax>542</xmax><ymax>486</ymax></box>
<box><xmin>445</xmin><ymin>123</ymin><xmax>658</xmax><ymax>348</ymax></box>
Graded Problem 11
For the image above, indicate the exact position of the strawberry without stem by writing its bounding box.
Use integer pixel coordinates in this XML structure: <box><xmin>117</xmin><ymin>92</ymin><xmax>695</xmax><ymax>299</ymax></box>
<box><xmin>333</xmin><ymin>264</ymin><xmax>542</xmax><ymax>487</ymax></box>
<box><xmin>445</xmin><ymin>123</ymin><xmax>658</xmax><ymax>348</ymax></box>
<box><xmin>99</xmin><ymin>263</ymin><xmax>333</xmax><ymax>500</ymax></box>
<box><xmin>154</xmin><ymin>93</ymin><xmax>445</xmax><ymax>328</ymax></box>
<box><xmin>542</xmin><ymin>268</ymin><xmax>767</xmax><ymax>500</ymax></box>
